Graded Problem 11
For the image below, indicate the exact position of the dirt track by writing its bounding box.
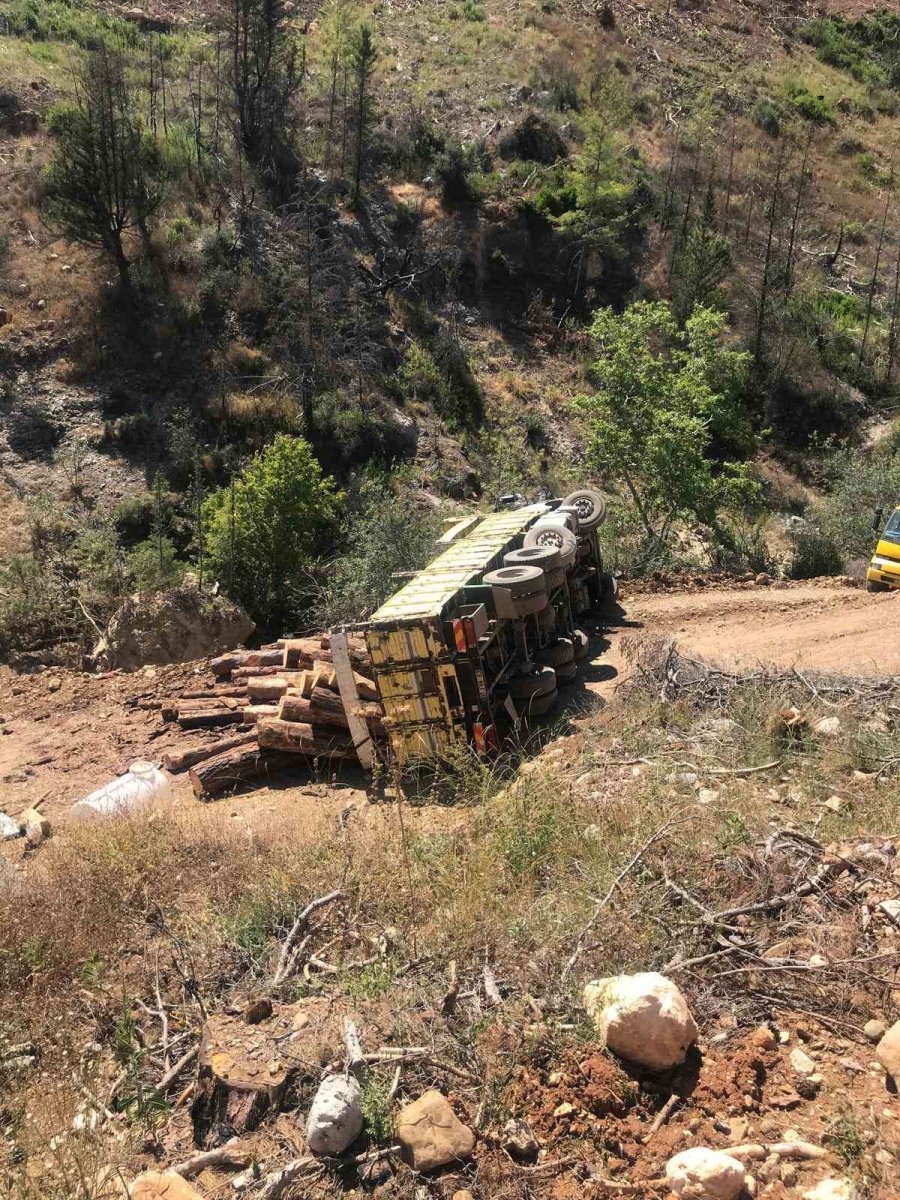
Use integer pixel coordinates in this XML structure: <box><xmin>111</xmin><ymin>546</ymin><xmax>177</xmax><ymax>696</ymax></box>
<box><xmin>619</xmin><ymin>581</ymin><xmax>899</xmax><ymax>676</ymax></box>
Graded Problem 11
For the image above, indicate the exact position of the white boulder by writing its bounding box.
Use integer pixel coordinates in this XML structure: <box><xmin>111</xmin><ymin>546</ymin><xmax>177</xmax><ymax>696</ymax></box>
<box><xmin>306</xmin><ymin>1073</ymin><xmax>363</xmax><ymax>1155</ymax></box>
<box><xmin>583</xmin><ymin>972</ymin><xmax>698</xmax><ymax>1070</ymax></box>
<box><xmin>665</xmin><ymin>1147</ymin><xmax>746</xmax><ymax>1200</ymax></box>
<box><xmin>0</xmin><ymin>812</ymin><xmax>22</xmax><ymax>840</ymax></box>
<box><xmin>814</xmin><ymin>716</ymin><xmax>842</xmax><ymax>739</ymax></box>
<box><xmin>803</xmin><ymin>1179</ymin><xmax>854</xmax><ymax>1200</ymax></box>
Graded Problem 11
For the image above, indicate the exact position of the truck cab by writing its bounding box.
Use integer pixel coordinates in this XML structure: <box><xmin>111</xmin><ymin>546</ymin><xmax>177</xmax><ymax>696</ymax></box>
<box><xmin>867</xmin><ymin>506</ymin><xmax>900</xmax><ymax>592</ymax></box>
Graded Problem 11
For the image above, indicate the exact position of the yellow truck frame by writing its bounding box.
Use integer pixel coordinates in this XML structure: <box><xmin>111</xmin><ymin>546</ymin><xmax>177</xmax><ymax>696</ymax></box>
<box><xmin>364</xmin><ymin>500</ymin><xmax>604</xmax><ymax>765</ymax></box>
<box><xmin>867</xmin><ymin>505</ymin><xmax>900</xmax><ymax>592</ymax></box>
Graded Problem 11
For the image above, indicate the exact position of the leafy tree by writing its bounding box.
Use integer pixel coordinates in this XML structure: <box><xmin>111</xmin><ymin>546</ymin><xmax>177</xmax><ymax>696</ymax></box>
<box><xmin>45</xmin><ymin>48</ymin><xmax>166</xmax><ymax>290</ymax></box>
<box><xmin>575</xmin><ymin>301</ymin><xmax>757</xmax><ymax>554</ymax></box>
<box><xmin>203</xmin><ymin>434</ymin><xmax>341</xmax><ymax>622</ymax></box>
<box><xmin>349</xmin><ymin>22</ymin><xmax>377</xmax><ymax>205</ymax></box>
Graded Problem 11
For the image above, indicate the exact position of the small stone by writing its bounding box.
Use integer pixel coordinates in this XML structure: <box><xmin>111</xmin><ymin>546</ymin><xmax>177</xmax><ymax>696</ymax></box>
<box><xmin>665</xmin><ymin>1146</ymin><xmax>746</xmax><ymax>1199</ymax></box>
<box><xmin>395</xmin><ymin>1090</ymin><xmax>475</xmax><ymax>1172</ymax></box>
<box><xmin>809</xmin><ymin>954</ymin><xmax>829</xmax><ymax>967</ymax></box>
<box><xmin>823</xmin><ymin>796</ymin><xmax>844</xmax><ymax>813</ymax></box>
<box><xmin>814</xmin><ymin>716</ymin><xmax>842</xmax><ymax>739</ymax></box>
<box><xmin>879</xmin><ymin>899</ymin><xmax>900</xmax><ymax>922</ymax></box>
<box><xmin>0</xmin><ymin>812</ymin><xmax>22</xmax><ymax>840</ymax></box>
<box><xmin>452</xmin><ymin>1192</ymin><xmax>474</xmax><ymax>1200</ymax></box>
<box><xmin>501</xmin><ymin>1117</ymin><xmax>538</xmax><ymax>1161</ymax></box>
<box><xmin>796</xmin><ymin>1073</ymin><xmax>823</xmax><ymax>1099</ymax></box>
<box><xmin>697</xmin><ymin>788</ymin><xmax>719</xmax><ymax>804</ymax></box>
<box><xmin>864</xmin><ymin>1018</ymin><xmax>886</xmax><ymax>1043</ymax></box>
<box><xmin>245</xmin><ymin>998</ymin><xmax>273</xmax><ymax>1025</ymax></box>
<box><xmin>790</xmin><ymin>1048</ymin><xmax>816</xmax><ymax>1076</ymax></box>
<box><xmin>780</xmin><ymin>1163</ymin><xmax>798</xmax><ymax>1186</ymax></box>
<box><xmin>553</xmin><ymin>1101</ymin><xmax>574</xmax><ymax>1118</ymax></box>
<box><xmin>583</xmin><ymin>972</ymin><xmax>698</xmax><ymax>1070</ymax></box>
<box><xmin>749</xmin><ymin>1026</ymin><xmax>777</xmax><ymax>1051</ymax></box>
<box><xmin>21</xmin><ymin>808</ymin><xmax>50</xmax><ymax>839</ymax></box>
<box><xmin>755</xmin><ymin>573</ymin><xmax>771</xmax><ymax>586</ymax></box>
<box><xmin>876</xmin><ymin>1020</ymin><xmax>900</xmax><ymax>1079</ymax></box>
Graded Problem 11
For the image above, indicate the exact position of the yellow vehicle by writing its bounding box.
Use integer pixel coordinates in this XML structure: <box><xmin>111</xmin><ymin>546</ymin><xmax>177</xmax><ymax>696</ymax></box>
<box><xmin>363</xmin><ymin>489</ymin><xmax>610</xmax><ymax>765</ymax></box>
<box><xmin>867</xmin><ymin>506</ymin><xmax>900</xmax><ymax>593</ymax></box>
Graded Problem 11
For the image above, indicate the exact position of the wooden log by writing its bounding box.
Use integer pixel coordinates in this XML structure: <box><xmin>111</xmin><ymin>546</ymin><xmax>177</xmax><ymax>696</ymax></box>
<box><xmin>232</xmin><ymin>664</ymin><xmax>284</xmax><ymax>681</ymax></box>
<box><xmin>284</xmin><ymin>638</ymin><xmax>373</xmax><ymax>674</ymax></box>
<box><xmin>210</xmin><ymin>649</ymin><xmax>283</xmax><ymax>678</ymax></box>
<box><xmin>243</xmin><ymin>704</ymin><xmax>278</xmax><ymax>724</ymax></box>
<box><xmin>246</xmin><ymin>672</ymin><xmax>308</xmax><ymax>702</ymax></box>
<box><xmin>177</xmin><ymin>705</ymin><xmax>247</xmax><ymax>731</ymax></box>
<box><xmin>163</xmin><ymin>731</ymin><xmax>259</xmax><ymax>774</ymax></box>
<box><xmin>179</xmin><ymin>686</ymin><xmax>249</xmax><ymax>701</ymax></box>
<box><xmin>188</xmin><ymin>745</ymin><xmax>296</xmax><ymax>798</ymax></box>
<box><xmin>277</xmin><ymin>694</ymin><xmax>312</xmax><ymax>724</ymax></box>
<box><xmin>257</xmin><ymin>718</ymin><xmax>356</xmax><ymax>759</ymax></box>
<box><xmin>308</xmin><ymin>688</ymin><xmax>386</xmax><ymax>738</ymax></box>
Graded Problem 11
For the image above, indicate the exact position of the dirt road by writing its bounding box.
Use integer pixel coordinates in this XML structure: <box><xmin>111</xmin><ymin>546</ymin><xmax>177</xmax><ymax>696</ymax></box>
<box><xmin>619</xmin><ymin>581</ymin><xmax>898</xmax><ymax>676</ymax></box>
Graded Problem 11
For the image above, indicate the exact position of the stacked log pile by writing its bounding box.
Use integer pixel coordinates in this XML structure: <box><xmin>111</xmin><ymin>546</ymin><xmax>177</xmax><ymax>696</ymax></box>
<box><xmin>157</xmin><ymin>635</ymin><xmax>384</xmax><ymax>798</ymax></box>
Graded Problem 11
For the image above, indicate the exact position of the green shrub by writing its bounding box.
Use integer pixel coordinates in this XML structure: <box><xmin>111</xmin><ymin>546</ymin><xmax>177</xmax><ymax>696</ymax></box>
<box><xmin>313</xmin><ymin>482</ymin><xmax>441</xmax><ymax>625</ymax></box>
<box><xmin>786</xmin><ymin>83</ymin><xmax>836</xmax><ymax>125</ymax></box>
<box><xmin>752</xmin><ymin>98</ymin><xmax>782</xmax><ymax>137</ymax></box>
<box><xmin>788</xmin><ymin>524</ymin><xmax>844</xmax><ymax>579</ymax></box>
<box><xmin>0</xmin><ymin>0</ymin><xmax>141</xmax><ymax>49</ymax></box>
<box><xmin>435</xmin><ymin>142</ymin><xmax>489</xmax><ymax>205</ymax></box>
<box><xmin>203</xmin><ymin>435</ymin><xmax>341</xmax><ymax>626</ymax></box>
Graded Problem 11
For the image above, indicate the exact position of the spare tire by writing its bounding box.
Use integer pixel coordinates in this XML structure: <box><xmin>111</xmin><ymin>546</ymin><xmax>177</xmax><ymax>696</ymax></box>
<box><xmin>508</xmin><ymin>666</ymin><xmax>557</xmax><ymax>699</ymax></box>
<box><xmin>563</xmin><ymin>489</ymin><xmax>607</xmax><ymax>531</ymax></box>
<box><xmin>537</xmin><ymin>605</ymin><xmax>556</xmax><ymax>632</ymax></box>
<box><xmin>526</xmin><ymin>687</ymin><xmax>559</xmax><ymax>717</ymax></box>
<box><xmin>483</xmin><ymin>564</ymin><xmax>545</xmax><ymax>596</ymax></box>
<box><xmin>504</xmin><ymin>545</ymin><xmax>561</xmax><ymax>571</ymax></box>
<box><xmin>538</xmin><ymin>638</ymin><xmax>575</xmax><ymax>668</ymax></box>
<box><xmin>555</xmin><ymin>659</ymin><xmax>578</xmax><ymax>685</ymax></box>
<box><xmin>572</xmin><ymin>628</ymin><xmax>591</xmax><ymax>660</ymax></box>
<box><xmin>524</xmin><ymin>524</ymin><xmax>577</xmax><ymax>567</ymax></box>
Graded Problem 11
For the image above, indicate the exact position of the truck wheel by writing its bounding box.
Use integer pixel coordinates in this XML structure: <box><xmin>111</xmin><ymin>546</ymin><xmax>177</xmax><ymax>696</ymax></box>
<box><xmin>866</xmin><ymin>579</ymin><xmax>890</xmax><ymax>593</ymax></box>
<box><xmin>483</xmin><ymin>565</ymin><xmax>545</xmax><ymax>595</ymax></box>
<box><xmin>537</xmin><ymin>605</ymin><xmax>556</xmax><ymax>631</ymax></box>
<box><xmin>510</xmin><ymin>589</ymin><xmax>549</xmax><ymax>616</ymax></box>
<box><xmin>572</xmin><ymin>629</ymin><xmax>590</xmax><ymax>659</ymax></box>
<box><xmin>524</xmin><ymin>525</ymin><xmax>577</xmax><ymax>568</ymax></box>
<box><xmin>562</xmin><ymin>489</ymin><xmax>607</xmax><ymax>531</ymax></box>
<box><xmin>543</xmin><ymin>566</ymin><xmax>566</xmax><ymax>591</ymax></box>
<box><xmin>526</xmin><ymin>687</ymin><xmax>559</xmax><ymax>717</ymax></box>
<box><xmin>538</xmin><ymin>638</ymin><xmax>575</xmax><ymax>668</ymax></box>
<box><xmin>555</xmin><ymin>660</ymin><xmax>579</xmax><ymax>685</ymax></box>
<box><xmin>509</xmin><ymin>666</ymin><xmax>557</xmax><ymax>699</ymax></box>
<box><xmin>504</xmin><ymin>545</ymin><xmax>561</xmax><ymax>571</ymax></box>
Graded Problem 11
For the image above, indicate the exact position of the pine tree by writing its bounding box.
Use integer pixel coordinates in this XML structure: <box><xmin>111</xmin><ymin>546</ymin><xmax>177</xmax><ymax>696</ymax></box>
<box><xmin>349</xmin><ymin>23</ymin><xmax>377</xmax><ymax>207</ymax></box>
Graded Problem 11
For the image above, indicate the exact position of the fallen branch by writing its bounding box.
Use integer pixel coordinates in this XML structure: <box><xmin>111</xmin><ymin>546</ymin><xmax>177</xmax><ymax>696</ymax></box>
<box><xmin>643</xmin><ymin>1092</ymin><xmax>681</xmax><ymax>1142</ymax></box>
<box><xmin>256</xmin><ymin>1156</ymin><xmax>320</xmax><ymax>1200</ymax></box>
<box><xmin>562</xmin><ymin>815</ymin><xmax>685</xmax><ymax>981</ymax></box>
<box><xmin>149</xmin><ymin>1044</ymin><xmax>199</xmax><ymax>1102</ymax></box>
<box><xmin>441</xmin><ymin>960</ymin><xmax>459</xmax><ymax>1016</ymax></box>
<box><xmin>171</xmin><ymin>1138</ymin><xmax>250</xmax><ymax>1178</ymax></box>
<box><xmin>708</xmin><ymin>759</ymin><xmax>781</xmax><ymax>777</ymax></box>
<box><xmin>271</xmin><ymin>890</ymin><xmax>343</xmax><ymax>987</ymax></box>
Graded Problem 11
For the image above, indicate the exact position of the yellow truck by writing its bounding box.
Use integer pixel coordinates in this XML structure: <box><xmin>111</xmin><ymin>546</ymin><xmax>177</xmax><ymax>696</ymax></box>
<box><xmin>867</xmin><ymin>506</ymin><xmax>900</xmax><ymax>592</ymax></box>
<box><xmin>363</xmin><ymin>489</ymin><xmax>610</xmax><ymax>765</ymax></box>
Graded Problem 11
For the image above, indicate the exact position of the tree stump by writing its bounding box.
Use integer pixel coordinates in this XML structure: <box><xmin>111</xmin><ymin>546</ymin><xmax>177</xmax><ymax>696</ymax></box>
<box><xmin>190</xmin><ymin>1013</ymin><xmax>294</xmax><ymax>1147</ymax></box>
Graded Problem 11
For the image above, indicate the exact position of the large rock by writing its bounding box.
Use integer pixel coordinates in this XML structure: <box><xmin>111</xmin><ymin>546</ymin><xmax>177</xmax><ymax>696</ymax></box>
<box><xmin>0</xmin><ymin>812</ymin><xmax>22</xmax><ymax>840</ymax></box>
<box><xmin>875</xmin><ymin>1019</ymin><xmax>900</xmax><ymax>1079</ymax></box>
<box><xmin>306</xmin><ymin>1073</ymin><xmax>363</xmax><ymax>1154</ymax></box>
<box><xmin>129</xmin><ymin>1171</ymin><xmax>205</xmax><ymax>1200</ymax></box>
<box><xmin>665</xmin><ymin>1147</ymin><xmax>746</xmax><ymax>1199</ymax></box>
<box><xmin>395</xmin><ymin>1089</ymin><xmax>475</xmax><ymax>1172</ymax></box>
<box><xmin>802</xmin><ymin>1180</ymin><xmax>853</xmax><ymax>1200</ymax></box>
<box><xmin>94</xmin><ymin>585</ymin><xmax>254</xmax><ymax>670</ymax></box>
<box><xmin>583</xmin><ymin>972</ymin><xmax>698</xmax><ymax>1070</ymax></box>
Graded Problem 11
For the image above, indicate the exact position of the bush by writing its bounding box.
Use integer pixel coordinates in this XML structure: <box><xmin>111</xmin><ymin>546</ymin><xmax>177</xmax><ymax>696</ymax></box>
<box><xmin>752</xmin><ymin>98</ymin><xmax>782</xmax><ymax>137</ymax></box>
<box><xmin>313</xmin><ymin>482</ymin><xmax>442</xmax><ymax>625</ymax></box>
<box><xmin>786</xmin><ymin>82</ymin><xmax>836</xmax><ymax>124</ymax></box>
<box><xmin>788</xmin><ymin>524</ymin><xmax>845</xmax><ymax>579</ymax></box>
<box><xmin>532</xmin><ymin>57</ymin><xmax>581</xmax><ymax>111</ymax></box>
<box><xmin>396</xmin><ymin>337</ymin><xmax>483</xmax><ymax>430</ymax></box>
<box><xmin>498</xmin><ymin>112</ymin><xmax>567</xmax><ymax>164</ymax></box>
<box><xmin>203</xmin><ymin>435</ymin><xmax>342</xmax><ymax>626</ymax></box>
<box><xmin>435</xmin><ymin>142</ymin><xmax>488</xmax><ymax>205</ymax></box>
<box><xmin>813</xmin><ymin>443</ymin><xmax>900</xmax><ymax>561</ymax></box>
<box><xmin>310</xmin><ymin>392</ymin><xmax>416</xmax><ymax>470</ymax></box>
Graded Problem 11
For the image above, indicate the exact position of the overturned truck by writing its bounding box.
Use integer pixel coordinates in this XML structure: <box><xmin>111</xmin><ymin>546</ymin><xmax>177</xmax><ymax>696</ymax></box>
<box><xmin>363</xmin><ymin>488</ymin><xmax>610</xmax><ymax>766</ymax></box>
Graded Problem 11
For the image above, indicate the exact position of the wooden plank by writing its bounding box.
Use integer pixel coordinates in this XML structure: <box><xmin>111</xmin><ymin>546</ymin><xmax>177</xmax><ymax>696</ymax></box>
<box><xmin>330</xmin><ymin>631</ymin><xmax>374</xmax><ymax>770</ymax></box>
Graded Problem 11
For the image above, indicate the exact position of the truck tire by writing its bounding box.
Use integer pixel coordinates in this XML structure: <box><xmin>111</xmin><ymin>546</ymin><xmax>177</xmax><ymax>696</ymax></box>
<box><xmin>543</xmin><ymin>567</ymin><xmax>566</xmax><ymax>591</ymax></box>
<box><xmin>538</xmin><ymin>638</ymin><xmax>575</xmax><ymax>668</ymax></box>
<box><xmin>572</xmin><ymin>628</ymin><xmax>590</xmax><ymax>660</ymax></box>
<box><xmin>555</xmin><ymin>659</ymin><xmax>578</xmax><ymax>685</ymax></box>
<box><xmin>537</xmin><ymin>605</ymin><xmax>556</xmax><ymax>631</ymax></box>
<box><xmin>526</xmin><ymin>687</ymin><xmax>559</xmax><ymax>717</ymax></box>
<box><xmin>563</xmin><ymin>488</ymin><xmax>607</xmax><ymax>531</ymax></box>
<box><xmin>483</xmin><ymin>565</ymin><xmax>545</xmax><ymax>596</ymax></box>
<box><xmin>867</xmin><ymin>580</ymin><xmax>890</xmax><ymax>593</ymax></box>
<box><xmin>509</xmin><ymin>588</ymin><xmax>549</xmax><ymax>616</ymax></box>
<box><xmin>509</xmin><ymin>666</ymin><xmax>557</xmax><ymax>699</ymax></box>
<box><xmin>524</xmin><ymin>525</ymin><xmax>577</xmax><ymax>569</ymax></box>
<box><xmin>504</xmin><ymin>545</ymin><xmax>561</xmax><ymax>571</ymax></box>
